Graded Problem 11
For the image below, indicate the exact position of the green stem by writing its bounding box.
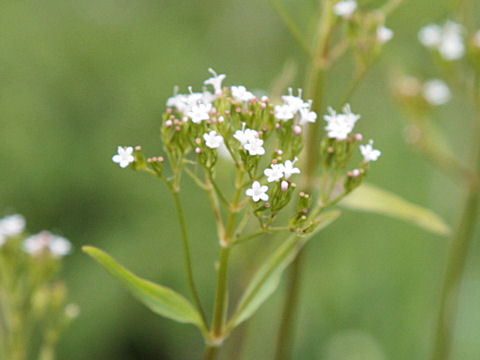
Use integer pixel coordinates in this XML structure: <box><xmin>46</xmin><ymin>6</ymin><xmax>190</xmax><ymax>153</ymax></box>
<box><xmin>170</xmin><ymin>187</ymin><xmax>208</xmax><ymax>329</ymax></box>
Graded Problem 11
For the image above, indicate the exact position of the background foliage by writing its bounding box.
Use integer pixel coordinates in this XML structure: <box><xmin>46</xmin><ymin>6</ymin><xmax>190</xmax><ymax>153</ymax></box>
<box><xmin>0</xmin><ymin>0</ymin><xmax>478</xmax><ymax>359</ymax></box>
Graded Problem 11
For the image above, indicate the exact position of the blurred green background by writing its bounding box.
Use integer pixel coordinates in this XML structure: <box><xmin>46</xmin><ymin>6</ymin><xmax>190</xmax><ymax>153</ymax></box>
<box><xmin>1</xmin><ymin>0</ymin><xmax>479</xmax><ymax>359</ymax></box>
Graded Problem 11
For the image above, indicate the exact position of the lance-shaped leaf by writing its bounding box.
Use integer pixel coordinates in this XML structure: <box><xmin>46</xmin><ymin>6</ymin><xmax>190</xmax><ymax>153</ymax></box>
<box><xmin>340</xmin><ymin>183</ymin><xmax>451</xmax><ymax>236</ymax></box>
<box><xmin>83</xmin><ymin>246</ymin><xmax>204</xmax><ymax>329</ymax></box>
<box><xmin>228</xmin><ymin>210</ymin><xmax>341</xmax><ymax>329</ymax></box>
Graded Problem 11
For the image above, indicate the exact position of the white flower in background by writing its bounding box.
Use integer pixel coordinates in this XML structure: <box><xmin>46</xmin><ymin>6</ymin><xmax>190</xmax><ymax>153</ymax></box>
<box><xmin>324</xmin><ymin>104</ymin><xmax>360</xmax><ymax>140</ymax></box>
<box><xmin>422</xmin><ymin>79</ymin><xmax>451</xmax><ymax>106</ymax></box>
<box><xmin>243</xmin><ymin>137</ymin><xmax>266</xmax><ymax>156</ymax></box>
<box><xmin>274</xmin><ymin>104</ymin><xmax>296</xmax><ymax>121</ymax></box>
<box><xmin>203</xmin><ymin>130</ymin><xmax>224</xmax><ymax>149</ymax></box>
<box><xmin>112</xmin><ymin>146</ymin><xmax>135</xmax><ymax>168</ymax></box>
<box><xmin>360</xmin><ymin>140</ymin><xmax>381</xmax><ymax>162</ymax></box>
<box><xmin>233</xmin><ymin>123</ymin><xmax>258</xmax><ymax>145</ymax></box>
<box><xmin>231</xmin><ymin>85</ymin><xmax>255</xmax><ymax>103</ymax></box>
<box><xmin>377</xmin><ymin>26</ymin><xmax>394</xmax><ymax>44</ymax></box>
<box><xmin>204</xmin><ymin>68</ymin><xmax>226</xmax><ymax>95</ymax></box>
<box><xmin>264</xmin><ymin>164</ymin><xmax>285</xmax><ymax>182</ymax></box>
<box><xmin>282</xmin><ymin>88</ymin><xmax>305</xmax><ymax>113</ymax></box>
<box><xmin>283</xmin><ymin>158</ymin><xmax>301</xmax><ymax>179</ymax></box>
<box><xmin>299</xmin><ymin>101</ymin><xmax>317</xmax><ymax>123</ymax></box>
<box><xmin>0</xmin><ymin>214</ymin><xmax>26</xmax><ymax>237</ymax></box>
<box><xmin>418</xmin><ymin>21</ymin><xmax>465</xmax><ymax>61</ymax></box>
<box><xmin>333</xmin><ymin>0</ymin><xmax>357</xmax><ymax>19</ymax></box>
<box><xmin>23</xmin><ymin>231</ymin><xmax>72</xmax><ymax>257</ymax></box>
<box><xmin>187</xmin><ymin>102</ymin><xmax>212</xmax><ymax>123</ymax></box>
<box><xmin>418</xmin><ymin>24</ymin><xmax>442</xmax><ymax>47</ymax></box>
<box><xmin>245</xmin><ymin>181</ymin><xmax>269</xmax><ymax>202</ymax></box>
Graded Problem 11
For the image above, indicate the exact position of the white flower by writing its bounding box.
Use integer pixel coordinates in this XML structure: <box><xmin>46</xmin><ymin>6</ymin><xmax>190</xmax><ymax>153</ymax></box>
<box><xmin>423</xmin><ymin>79</ymin><xmax>451</xmax><ymax>106</ymax></box>
<box><xmin>231</xmin><ymin>85</ymin><xmax>255</xmax><ymax>103</ymax></box>
<box><xmin>233</xmin><ymin>123</ymin><xmax>258</xmax><ymax>145</ymax></box>
<box><xmin>23</xmin><ymin>231</ymin><xmax>72</xmax><ymax>257</ymax></box>
<box><xmin>0</xmin><ymin>214</ymin><xmax>26</xmax><ymax>237</ymax></box>
<box><xmin>274</xmin><ymin>104</ymin><xmax>296</xmax><ymax>121</ymax></box>
<box><xmin>333</xmin><ymin>0</ymin><xmax>357</xmax><ymax>19</ymax></box>
<box><xmin>418</xmin><ymin>24</ymin><xmax>442</xmax><ymax>47</ymax></box>
<box><xmin>324</xmin><ymin>104</ymin><xmax>360</xmax><ymax>140</ymax></box>
<box><xmin>112</xmin><ymin>146</ymin><xmax>135</xmax><ymax>168</ymax></box>
<box><xmin>203</xmin><ymin>130</ymin><xmax>224</xmax><ymax>149</ymax></box>
<box><xmin>264</xmin><ymin>164</ymin><xmax>285</xmax><ymax>182</ymax></box>
<box><xmin>187</xmin><ymin>102</ymin><xmax>211</xmax><ymax>123</ymax></box>
<box><xmin>204</xmin><ymin>68</ymin><xmax>226</xmax><ymax>95</ymax></box>
<box><xmin>245</xmin><ymin>181</ymin><xmax>269</xmax><ymax>202</ymax></box>
<box><xmin>281</xmin><ymin>88</ymin><xmax>305</xmax><ymax>113</ymax></box>
<box><xmin>243</xmin><ymin>137</ymin><xmax>266</xmax><ymax>156</ymax></box>
<box><xmin>418</xmin><ymin>21</ymin><xmax>465</xmax><ymax>61</ymax></box>
<box><xmin>377</xmin><ymin>26</ymin><xmax>394</xmax><ymax>44</ymax></box>
<box><xmin>360</xmin><ymin>140</ymin><xmax>381</xmax><ymax>162</ymax></box>
<box><xmin>283</xmin><ymin>158</ymin><xmax>301</xmax><ymax>178</ymax></box>
<box><xmin>299</xmin><ymin>101</ymin><xmax>317</xmax><ymax>123</ymax></box>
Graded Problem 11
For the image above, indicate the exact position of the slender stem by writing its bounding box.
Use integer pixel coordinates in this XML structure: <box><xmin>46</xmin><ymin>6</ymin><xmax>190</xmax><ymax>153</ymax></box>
<box><xmin>268</xmin><ymin>0</ymin><xmax>314</xmax><ymax>59</ymax></box>
<box><xmin>169</xmin><ymin>187</ymin><xmax>208</xmax><ymax>330</ymax></box>
<box><xmin>203</xmin><ymin>345</ymin><xmax>219</xmax><ymax>360</ymax></box>
<box><xmin>431</xmin><ymin>71</ymin><xmax>480</xmax><ymax>360</ymax></box>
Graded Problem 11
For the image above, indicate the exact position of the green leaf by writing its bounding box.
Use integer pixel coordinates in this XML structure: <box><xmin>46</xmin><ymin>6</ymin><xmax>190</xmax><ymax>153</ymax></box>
<box><xmin>340</xmin><ymin>183</ymin><xmax>451</xmax><ymax>236</ymax></box>
<box><xmin>228</xmin><ymin>210</ymin><xmax>341</xmax><ymax>329</ymax></box>
<box><xmin>83</xmin><ymin>246</ymin><xmax>204</xmax><ymax>329</ymax></box>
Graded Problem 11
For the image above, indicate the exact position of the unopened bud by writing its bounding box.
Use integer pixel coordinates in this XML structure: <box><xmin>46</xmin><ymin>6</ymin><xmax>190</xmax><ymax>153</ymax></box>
<box><xmin>275</xmin><ymin>122</ymin><xmax>281</xmax><ymax>129</ymax></box>
<box><xmin>218</xmin><ymin>116</ymin><xmax>224</xmax><ymax>123</ymax></box>
<box><xmin>174</xmin><ymin>126</ymin><xmax>181</xmax><ymax>131</ymax></box>
<box><xmin>195</xmin><ymin>147</ymin><xmax>202</xmax><ymax>154</ymax></box>
<box><xmin>165</xmin><ymin>120</ymin><xmax>173</xmax><ymax>127</ymax></box>
<box><xmin>354</xmin><ymin>133</ymin><xmax>363</xmax><ymax>142</ymax></box>
<box><xmin>135</xmin><ymin>146</ymin><xmax>142</xmax><ymax>151</ymax></box>
<box><xmin>293</xmin><ymin>125</ymin><xmax>302</xmax><ymax>136</ymax></box>
<box><xmin>281</xmin><ymin>180</ymin><xmax>289</xmax><ymax>192</ymax></box>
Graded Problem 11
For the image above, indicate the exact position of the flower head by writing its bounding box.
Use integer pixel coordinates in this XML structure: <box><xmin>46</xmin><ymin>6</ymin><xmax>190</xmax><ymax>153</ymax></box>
<box><xmin>274</xmin><ymin>104</ymin><xmax>295</xmax><ymax>121</ymax></box>
<box><xmin>299</xmin><ymin>101</ymin><xmax>317</xmax><ymax>123</ymax></box>
<box><xmin>243</xmin><ymin>137</ymin><xmax>266</xmax><ymax>156</ymax></box>
<box><xmin>324</xmin><ymin>104</ymin><xmax>360</xmax><ymax>140</ymax></box>
<box><xmin>233</xmin><ymin>123</ymin><xmax>258</xmax><ymax>145</ymax></box>
<box><xmin>422</xmin><ymin>79</ymin><xmax>451</xmax><ymax>106</ymax></box>
<box><xmin>203</xmin><ymin>130</ymin><xmax>224</xmax><ymax>149</ymax></box>
<box><xmin>231</xmin><ymin>85</ymin><xmax>255</xmax><ymax>103</ymax></box>
<box><xmin>264</xmin><ymin>164</ymin><xmax>285</xmax><ymax>182</ymax></box>
<box><xmin>0</xmin><ymin>214</ymin><xmax>26</xmax><ymax>237</ymax></box>
<box><xmin>23</xmin><ymin>231</ymin><xmax>72</xmax><ymax>257</ymax></box>
<box><xmin>333</xmin><ymin>0</ymin><xmax>357</xmax><ymax>19</ymax></box>
<box><xmin>246</xmin><ymin>181</ymin><xmax>269</xmax><ymax>202</ymax></box>
<box><xmin>283</xmin><ymin>158</ymin><xmax>301</xmax><ymax>179</ymax></box>
<box><xmin>112</xmin><ymin>146</ymin><xmax>135</xmax><ymax>168</ymax></box>
<box><xmin>377</xmin><ymin>26</ymin><xmax>394</xmax><ymax>44</ymax></box>
<box><xmin>418</xmin><ymin>21</ymin><xmax>465</xmax><ymax>61</ymax></box>
<box><xmin>281</xmin><ymin>88</ymin><xmax>305</xmax><ymax>113</ymax></box>
<box><xmin>204</xmin><ymin>68</ymin><xmax>226</xmax><ymax>96</ymax></box>
<box><xmin>360</xmin><ymin>140</ymin><xmax>381</xmax><ymax>162</ymax></box>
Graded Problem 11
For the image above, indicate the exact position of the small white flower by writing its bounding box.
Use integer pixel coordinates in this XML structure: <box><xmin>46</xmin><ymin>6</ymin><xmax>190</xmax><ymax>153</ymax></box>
<box><xmin>377</xmin><ymin>26</ymin><xmax>394</xmax><ymax>44</ymax></box>
<box><xmin>187</xmin><ymin>102</ymin><xmax>211</xmax><ymax>123</ymax></box>
<box><xmin>243</xmin><ymin>137</ymin><xmax>266</xmax><ymax>156</ymax></box>
<box><xmin>233</xmin><ymin>123</ymin><xmax>258</xmax><ymax>145</ymax></box>
<box><xmin>281</xmin><ymin>88</ymin><xmax>305</xmax><ymax>113</ymax></box>
<box><xmin>360</xmin><ymin>140</ymin><xmax>381</xmax><ymax>162</ymax></box>
<box><xmin>231</xmin><ymin>86</ymin><xmax>255</xmax><ymax>103</ymax></box>
<box><xmin>245</xmin><ymin>181</ymin><xmax>269</xmax><ymax>202</ymax></box>
<box><xmin>299</xmin><ymin>101</ymin><xmax>317</xmax><ymax>123</ymax></box>
<box><xmin>112</xmin><ymin>146</ymin><xmax>135</xmax><ymax>168</ymax></box>
<box><xmin>333</xmin><ymin>0</ymin><xmax>357</xmax><ymax>19</ymax></box>
<box><xmin>0</xmin><ymin>214</ymin><xmax>26</xmax><ymax>237</ymax></box>
<box><xmin>275</xmin><ymin>104</ymin><xmax>296</xmax><ymax>121</ymax></box>
<box><xmin>423</xmin><ymin>79</ymin><xmax>451</xmax><ymax>106</ymax></box>
<box><xmin>283</xmin><ymin>158</ymin><xmax>301</xmax><ymax>179</ymax></box>
<box><xmin>203</xmin><ymin>130</ymin><xmax>224</xmax><ymax>149</ymax></box>
<box><xmin>324</xmin><ymin>104</ymin><xmax>360</xmax><ymax>140</ymax></box>
<box><xmin>204</xmin><ymin>68</ymin><xmax>226</xmax><ymax>95</ymax></box>
<box><xmin>264</xmin><ymin>164</ymin><xmax>285</xmax><ymax>182</ymax></box>
<box><xmin>418</xmin><ymin>24</ymin><xmax>442</xmax><ymax>47</ymax></box>
<box><xmin>23</xmin><ymin>231</ymin><xmax>72</xmax><ymax>257</ymax></box>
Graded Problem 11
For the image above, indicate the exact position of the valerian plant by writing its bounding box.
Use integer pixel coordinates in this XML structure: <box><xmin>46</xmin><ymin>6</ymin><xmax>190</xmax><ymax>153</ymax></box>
<box><xmin>0</xmin><ymin>214</ymin><xmax>78</xmax><ymax>360</ymax></box>
<box><xmin>84</xmin><ymin>1</ymin><xmax>452</xmax><ymax>359</ymax></box>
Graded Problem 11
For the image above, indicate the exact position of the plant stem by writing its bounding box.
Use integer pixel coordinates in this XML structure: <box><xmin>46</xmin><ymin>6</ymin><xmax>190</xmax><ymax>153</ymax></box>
<box><xmin>203</xmin><ymin>345</ymin><xmax>219</xmax><ymax>360</ymax></box>
<box><xmin>170</xmin><ymin>188</ymin><xmax>208</xmax><ymax>329</ymax></box>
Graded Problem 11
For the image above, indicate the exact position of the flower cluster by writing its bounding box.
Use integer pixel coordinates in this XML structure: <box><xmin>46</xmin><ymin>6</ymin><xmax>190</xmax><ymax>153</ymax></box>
<box><xmin>0</xmin><ymin>214</ymin><xmax>25</xmax><ymax>246</ymax></box>
<box><xmin>419</xmin><ymin>21</ymin><xmax>465</xmax><ymax>61</ymax></box>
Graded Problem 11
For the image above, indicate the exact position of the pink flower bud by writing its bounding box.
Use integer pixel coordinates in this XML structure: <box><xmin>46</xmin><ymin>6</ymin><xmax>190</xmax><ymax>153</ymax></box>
<box><xmin>281</xmin><ymin>180</ymin><xmax>289</xmax><ymax>192</ymax></box>
<box><xmin>293</xmin><ymin>125</ymin><xmax>302</xmax><ymax>136</ymax></box>
<box><xmin>165</xmin><ymin>120</ymin><xmax>173</xmax><ymax>127</ymax></box>
<box><xmin>195</xmin><ymin>147</ymin><xmax>202</xmax><ymax>154</ymax></box>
